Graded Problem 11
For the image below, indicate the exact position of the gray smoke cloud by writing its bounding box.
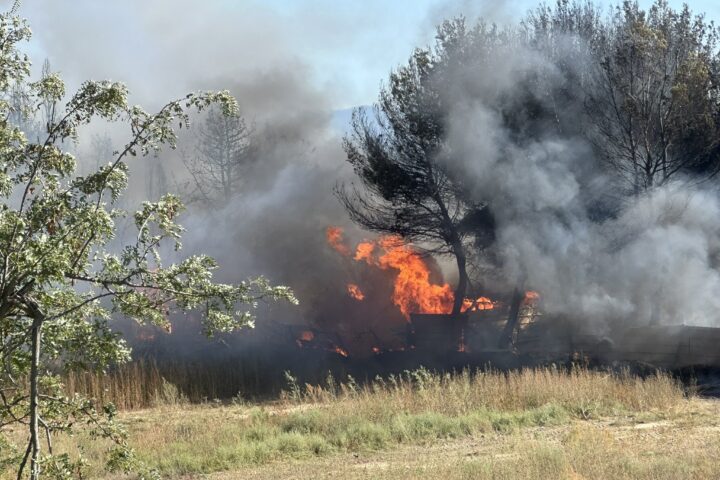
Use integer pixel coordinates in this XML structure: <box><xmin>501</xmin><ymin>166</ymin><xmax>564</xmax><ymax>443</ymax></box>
<box><xmin>159</xmin><ymin>71</ymin><xmax>412</xmax><ymax>353</ymax></box>
<box><xmin>83</xmin><ymin>16</ymin><xmax>720</xmax><ymax>345</ymax></box>
<box><xmin>441</xmin><ymin>37</ymin><xmax>720</xmax><ymax>331</ymax></box>
<box><xmin>16</xmin><ymin>0</ymin><xmax>430</xmax><ymax>351</ymax></box>
<box><xmin>17</xmin><ymin>0</ymin><xmax>720</xmax><ymax>355</ymax></box>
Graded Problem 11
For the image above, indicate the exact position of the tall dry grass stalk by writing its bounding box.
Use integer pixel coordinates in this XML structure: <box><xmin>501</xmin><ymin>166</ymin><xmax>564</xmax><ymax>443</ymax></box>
<box><xmin>64</xmin><ymin>356</ymin><xmax>274</xmax><ymax>409</ymax></box>
<box><xmin>65</xmin><ymin>360</ymin><xmax>686</xmax><ymax>417</ymax></box>
<box><xmin>30</xmin><ymin>364</ymin><xmax>692</xmax><ymax>479</ymax></box>
<box><xmin>283</xmin><ymin>365</ymin><xmax>685</xmax><ymax>417</ymax></box>
<box><xmin>64</xmin><ymin>360</ymin><xmax>183</xmax><ymax>410</ymax></box>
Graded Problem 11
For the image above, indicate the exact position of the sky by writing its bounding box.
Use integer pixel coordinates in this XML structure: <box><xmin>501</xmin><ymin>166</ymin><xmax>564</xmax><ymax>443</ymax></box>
<box><xmin>10</xmin><ymin>0</ymin><xmax>720</xmax><ymax>112</ymax></box>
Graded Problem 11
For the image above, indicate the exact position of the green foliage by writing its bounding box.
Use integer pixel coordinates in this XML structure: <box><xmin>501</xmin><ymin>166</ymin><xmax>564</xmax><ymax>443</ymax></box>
<box><xmin>0</xmin><ymin>7</ymin><xmax>296</xmax><ymax>480</ymax></box>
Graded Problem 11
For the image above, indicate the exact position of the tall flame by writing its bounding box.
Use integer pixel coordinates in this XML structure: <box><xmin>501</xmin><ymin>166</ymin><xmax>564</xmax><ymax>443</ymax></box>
<box><xmin>355</xmin><ymin>235</ymin><xmax>454</xmax><ymax>320</ymax></box>
<box><xmin>326</xmin><ymin>227</ymin><xmax>494</xmax><ymax>320</ymax></box>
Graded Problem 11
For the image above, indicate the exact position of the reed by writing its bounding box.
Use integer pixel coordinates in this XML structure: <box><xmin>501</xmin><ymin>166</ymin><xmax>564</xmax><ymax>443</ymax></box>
<box><xmin>282</xmin><ymin>365</ymin><xmax>685</xmax><ymax>417</ymax></box>
<box><xmin>2</xmin><ymin>365</ymin><xmax>696</xmax><ymax>480</ymax></box>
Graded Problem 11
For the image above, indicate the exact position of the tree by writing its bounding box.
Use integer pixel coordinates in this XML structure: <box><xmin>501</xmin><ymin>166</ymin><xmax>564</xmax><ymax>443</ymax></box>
<box><xmin>337</xmin><ymin>20</ymin><xmax>494</xmax><ymax>317</ymax></box>
<box><xmin>340</xmin><ymin>1</ymin><xmax>720</xmax><ymax>319</ymax></box>
<box><xmin>181</xmin><ymin>106</ymin><xmax>255</xmax><ymax>206</ymax></box>
<box><xmin>528</xmin><ymin>0</ymin><xmax>720</xmax><ymax>193</ymax></box>
<box><xmin>521</xmin><ymin>0</ymin><xmax>604</xmax><ymax>137</ymax></box>
<box><xmin>0</xmin><ymin>10</ymin><xmax>296</xmax><ymax>480</ymax></box>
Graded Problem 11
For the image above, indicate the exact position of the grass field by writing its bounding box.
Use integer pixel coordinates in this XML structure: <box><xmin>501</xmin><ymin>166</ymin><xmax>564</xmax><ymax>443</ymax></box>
<box><xmin>3</xmin><ymin>366</ymin><xmax>719</xmax><ymax>479</ymax></box>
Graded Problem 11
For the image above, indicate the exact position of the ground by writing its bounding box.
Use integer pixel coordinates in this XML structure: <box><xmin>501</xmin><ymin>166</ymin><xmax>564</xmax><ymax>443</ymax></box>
<box><xmin>3</xmin><ymin>367</ymin><xmax>718</xmax><ymax>479</ymax></box>
<box><xmin>193</xmin><ymin>398</ymin><xmax>720</xmax><ymax>479</ymax></box>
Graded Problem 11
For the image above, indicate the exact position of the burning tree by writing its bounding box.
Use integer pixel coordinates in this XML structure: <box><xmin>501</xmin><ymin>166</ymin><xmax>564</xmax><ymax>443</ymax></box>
<box><xmin>327</xmin><ymin>227</ymin><xmax>494</xmax><ymax>321</ymax></box>
<box><xmin>0</xmin><ymin>8</ymin><xmax>295</xmax><ymax>480</ymax></box>
<box><xmin>336</xmin><ymin>32</ymin><xmax>493</xmax><ymax>316</ymax></box>
<box><xmin>339</xmin><ymin>1</ymin><xmax>720</xmax><ymax>342</ymax></box>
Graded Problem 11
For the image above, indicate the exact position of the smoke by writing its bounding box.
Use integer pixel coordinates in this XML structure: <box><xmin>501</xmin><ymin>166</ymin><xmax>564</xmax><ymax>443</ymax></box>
<box><xmin>17</xmin><ymin>0</ymin><xmax>720</xmax><ymax>359</ymax></box>
<box><xmin>440</xmin><ymin>35</ymin><xmax>720</xmax><ymax>330</ymax></box>
<box><xmin>150</xmin><ymin>70</ymin><xmax>414</xmax><ymax>354</ymax></box>
<box><xmin>21</xmin><ymin>0</ymin><xmax>447</xmax><ymax>109</ymax></box>
<box><xmin>17</xmin><ymin>0</ymin><xmax>443</xmax><ymax>353</ymax></box>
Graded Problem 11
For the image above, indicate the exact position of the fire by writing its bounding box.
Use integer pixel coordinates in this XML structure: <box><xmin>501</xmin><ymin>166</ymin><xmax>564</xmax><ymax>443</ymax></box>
<box><xmin>354</xmin><ymin>235</ymin><xmax>454</xmax><ymax>320</ymax></box>
<box><xmin>347</xmin><ymin>283</ymin><xmax>365</xmax><ymax>301</ymax></box>
<box><xmin>524</xmin><ymin>291</ymin><xmax>540</xmax><ymax>303</ymax></box>
<box><xmin>462</xmin><ymin>296</ymin><xmax>495</xmax><ymax>311</ymax></box>
<box><xmin>354</xmin><ymin>242</ymin><xmax>375</xmax><ymax>262</ymax></box>
<box><xmin>295</xmin><ymin>329</ymin><xmax>349</xmax><ymax>357</ymax></box>
<box><xmin>326</xmin><ymin>226</ymin><xmax>350</xmax><ymax>256</ymax></box>
<box><xmin>326</xmin><ymin>226</ymin><xmax>495</xmax><ymax>320</ymax></box>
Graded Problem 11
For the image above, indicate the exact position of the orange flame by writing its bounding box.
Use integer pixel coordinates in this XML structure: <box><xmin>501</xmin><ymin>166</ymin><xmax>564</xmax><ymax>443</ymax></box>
<box><xmin>354</xmin><ymin>242</ymin><xmax>375</xmax><ymax>262</ymax></box>
<box><xmin>299</xmin><ymin>330</ymin><xmax>315</xmax><ymax>342</ymax></box>
<box><xmin>524</xmin><ymin>291</ymin><xmax>540</xmax><ymax>303</ymax></box>
<box><xmin>327</xmin><ymin>226</ymin><xmax>496</xmax><ymax>321</ymax></box>
<box><xmin>462</xmin><ymin>296</ymin><xmax>495</xmax><ymax>312</ymax></box>
<box><xmin>334</xmin><ymin>346</ymin><xmax>349</xmax><ymax>357</ymax></box>
<box><xmin>354</xmin><ymin>235</ymin><xmax>455</xmax><ymax>320</ymax></box>
<box><xmin>326</xmin><ymin>226</ymin><xmax>350</xmax><ymax>256</ymax></box>
<box><xmin>347</xmin><ymin>283</ymin><xmax>365</xmax><ymax>301</ymax></box>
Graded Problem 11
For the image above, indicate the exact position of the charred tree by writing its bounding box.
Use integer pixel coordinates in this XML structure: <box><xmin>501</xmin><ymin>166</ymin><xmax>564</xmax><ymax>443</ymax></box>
<box><xmin>498</xmin><ymin>283</ymin><xmax>525</xmax><ymax>350</ymax></box>
<box><xmin>182</xmin><ymin>106</ymin><xmax>256</xmax><ymax>206</ymax></box>
<box><xmin>337</xmin><ymin>31</ymin><xmax>491</xmax><ymax>316</ymax></box>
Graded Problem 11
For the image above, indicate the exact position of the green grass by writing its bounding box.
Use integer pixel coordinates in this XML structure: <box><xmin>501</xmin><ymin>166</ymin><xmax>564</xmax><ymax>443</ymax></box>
<box><xmin>126</xmin><ymin>403</ymin><xmax>569</xmax><ymax>476</ymax></box>
<box><xmin>0</xmin><ymin>366</ymin><xmax>696</xmax><ymax>479</ymax></box>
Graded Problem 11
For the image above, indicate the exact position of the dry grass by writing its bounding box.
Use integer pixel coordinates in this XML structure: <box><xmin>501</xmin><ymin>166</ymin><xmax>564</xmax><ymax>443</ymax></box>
<box><xmin>1</xmin><ymin>366</ymin><xmax>701</xmax><ymax>479</ymax></box>
<box><xmin>210</xmin><ymin>404</ymin><xmax>720</xmax><ymax>480</ymax></box>
<box><xmin>63</xmin><ymin>358</ymin><xmax>260</xmax><ymax>410</ymax></box>
<box><xmin>282</xmin><ymin>366</ymin><xmax>684</xmax><ymax>417</ymax></box>
<box><xmin>64</xmin><ymin>360</ymin><xmax>179</xmax><ymax>410</ymax></box>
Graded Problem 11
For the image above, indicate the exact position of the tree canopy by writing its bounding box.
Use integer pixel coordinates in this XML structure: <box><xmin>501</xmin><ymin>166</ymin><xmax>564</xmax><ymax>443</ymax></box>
<box><xmin>0</xmin><ymin>8</ymin><xmax>295</xmax><ymax>479</ymax></box>
<box><xmin>339</xmin><ymin>0</ymin><xmax>720</xmax><ymax>317</ymax></box>
<box><xmin>337</xmin><ymin>30</ymin><xmax>489</xmax><ymax>315</ymax></box>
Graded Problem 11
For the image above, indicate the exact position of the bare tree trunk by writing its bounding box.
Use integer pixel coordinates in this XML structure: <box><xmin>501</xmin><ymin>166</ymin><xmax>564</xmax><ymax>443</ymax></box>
<box><xmin>451</xmin><ymin>243</ymin><xmax>468</xmax><ymax>317</ymax></box>
<box><xmin>498</xmin><ymin>282</ymin><xmax>525</xmax><ymax>350</ymax></box>
<box><xmin>28</xmin><ymin>317</ymin><xmax>42</xmax><ymax>480</ymax></box>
